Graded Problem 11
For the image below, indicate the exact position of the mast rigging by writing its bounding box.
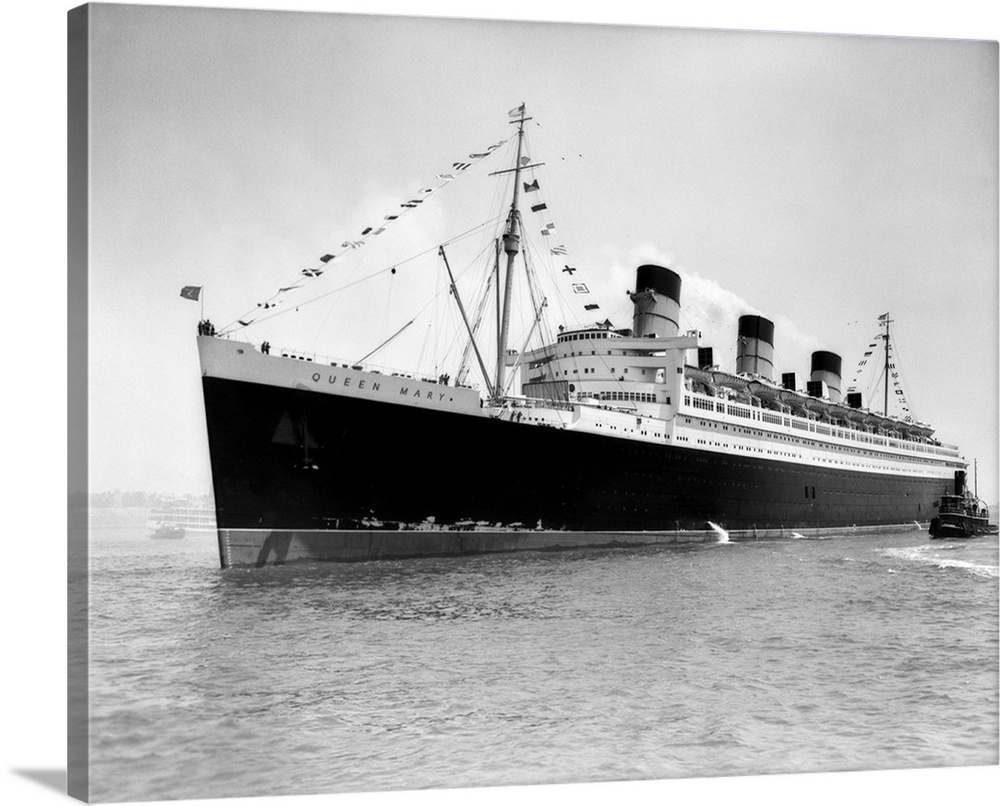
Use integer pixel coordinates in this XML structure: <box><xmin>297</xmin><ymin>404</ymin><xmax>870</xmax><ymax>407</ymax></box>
<box><xmin>492</xmin><ymin>104</ymin><xmax>544</xmax><ymax>403</ymax></box>
<box><xmin>440</xmin><ymin>245</ymin><xmax>495</xmax><ymax>398</ymax></box>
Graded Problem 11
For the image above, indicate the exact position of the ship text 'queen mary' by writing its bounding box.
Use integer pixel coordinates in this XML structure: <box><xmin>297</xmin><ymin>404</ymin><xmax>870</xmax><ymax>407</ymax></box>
<box><xmin>194</xmin><ymin>106</ymin><xmax>965</xmax><ymax>568</ymax></box>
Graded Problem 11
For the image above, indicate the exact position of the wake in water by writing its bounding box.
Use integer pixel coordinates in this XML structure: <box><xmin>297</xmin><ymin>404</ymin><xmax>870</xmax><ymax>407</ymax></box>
<box><xmin>882</xmin><ymin>545</ymin><xmax>999</xmax><ymax>579</ymax></box>
<box><xmin>706</xmin><ymin>521</ymin><xmax>730</xmax><ymax>544</ymax></box>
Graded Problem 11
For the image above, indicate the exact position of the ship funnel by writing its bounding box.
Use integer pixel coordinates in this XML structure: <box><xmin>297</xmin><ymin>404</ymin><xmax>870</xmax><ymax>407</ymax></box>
<box><xmin>736</xmin><ymin>315</ymin><xmax>774</xmax><ymax>380</ymax></box>
<box><xmin>629</xmin><ymin>265</ymin><xmax>680</xmax><ymax>338</ymax></box>
<box><xmin>810</xmin><ymin>351</ymin><xmax>843</xmax><ymax>403</ymax></box>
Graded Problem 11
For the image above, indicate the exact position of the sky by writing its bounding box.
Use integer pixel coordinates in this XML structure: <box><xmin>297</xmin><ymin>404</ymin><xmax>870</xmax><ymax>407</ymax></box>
<box><xmin>78</xmin><ymin>2</ymin><xmax>999</xmax><ymax>502</ymax></box>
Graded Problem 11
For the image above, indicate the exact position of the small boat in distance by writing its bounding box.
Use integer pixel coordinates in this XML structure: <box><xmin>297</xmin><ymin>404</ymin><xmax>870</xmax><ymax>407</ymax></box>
<box><xmin>149</xmin><ymin>522</ymin><xmax>186</xmax><ymax>540</ymax></box>
<box><xmin>145</xmin><ymin>506</ymin><xmax>216</xmax><ymax>539</ymax></box>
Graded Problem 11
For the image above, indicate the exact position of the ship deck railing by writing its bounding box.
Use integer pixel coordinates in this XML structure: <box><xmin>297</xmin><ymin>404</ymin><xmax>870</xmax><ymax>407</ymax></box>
<box><xmin>681</xmin><ymin>389</ymin><xmax>960</xmax><ymax>460</ymax></box>
<box><xmin>504</xmin><ymin>396</ymin><xmax>574</xmax><ymax>412</ymax></box>
<box><xmin>259</xmin><ymin>341</ymin><xmax>959</xmax><ymax>460</ymax></box>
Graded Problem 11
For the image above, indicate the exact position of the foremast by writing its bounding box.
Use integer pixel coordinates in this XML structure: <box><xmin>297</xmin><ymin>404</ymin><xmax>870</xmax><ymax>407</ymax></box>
<box><xmin>491</xmin><ymin>104</ymin><xmax>543</xmax><ymax>404</ymax></box>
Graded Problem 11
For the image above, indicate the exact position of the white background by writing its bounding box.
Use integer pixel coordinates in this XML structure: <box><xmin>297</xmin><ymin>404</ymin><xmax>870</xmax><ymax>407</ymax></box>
<box><xmin>3</xmin><ymin>2</ymin><xmax>997</xmax><ymax>805</ymax></box>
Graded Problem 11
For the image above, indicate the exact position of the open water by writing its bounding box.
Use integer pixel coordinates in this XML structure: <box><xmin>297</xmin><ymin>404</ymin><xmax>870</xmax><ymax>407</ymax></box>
<box><xmin>86</xmin><ymin>520</ymin><xmax>998</xmax><ymax>802</ymax></box>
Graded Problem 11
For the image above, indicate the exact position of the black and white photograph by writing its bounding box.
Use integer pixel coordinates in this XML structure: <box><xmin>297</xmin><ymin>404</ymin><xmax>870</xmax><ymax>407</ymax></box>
<box><xmin>5</xmin><ymin>2</ymin><xmax>1000</xmax><ymax>806</ymax></box>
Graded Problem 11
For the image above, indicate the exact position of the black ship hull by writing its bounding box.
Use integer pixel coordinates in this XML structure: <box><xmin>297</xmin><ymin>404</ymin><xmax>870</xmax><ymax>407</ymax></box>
<box><xmin>203</xmin><ymin>376</ymin><xmax>945</xmax><ymax>566</ymax></box>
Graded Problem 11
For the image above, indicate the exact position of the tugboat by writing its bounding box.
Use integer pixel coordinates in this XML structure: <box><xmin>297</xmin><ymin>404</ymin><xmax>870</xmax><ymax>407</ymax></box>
<box><xmin>929</xmin><ymin>469</ymin><xmax>994</xmax><ymax>539</ymax></box>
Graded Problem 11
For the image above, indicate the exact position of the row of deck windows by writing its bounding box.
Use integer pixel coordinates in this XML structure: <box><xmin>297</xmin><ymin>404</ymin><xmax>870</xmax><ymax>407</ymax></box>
<box><xmin>598</xmin><ymin>391</ymin><xmax>659</xmax><ymax>403</ymax></box>
<box><xmin>683</xmin><ymin>394</ymin><xmax>950</xmax><ymax>456</ymax></box>
<box><xmin>683</xmin><ymin>415</ymin><xmax>952</xmax><ymax>475</ymax></box>
<box><xmin>558</xmin><ymin>331</ymin><xmax>612</xmax><ymax>343</ymax></box>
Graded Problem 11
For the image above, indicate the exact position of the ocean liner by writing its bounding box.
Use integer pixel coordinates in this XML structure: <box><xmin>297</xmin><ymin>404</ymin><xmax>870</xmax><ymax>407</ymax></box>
<box><xmin>194</xmin><ymin>106</ymin><xmax>965</xmax><ymax>568</ymax></box>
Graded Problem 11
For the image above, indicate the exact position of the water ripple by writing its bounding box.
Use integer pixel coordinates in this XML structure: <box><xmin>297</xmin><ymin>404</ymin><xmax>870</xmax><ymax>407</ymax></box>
<box><xmin>86</xmin><ymin>527</ymin><xmax>999</xmax><ymax>800</ymax></box>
